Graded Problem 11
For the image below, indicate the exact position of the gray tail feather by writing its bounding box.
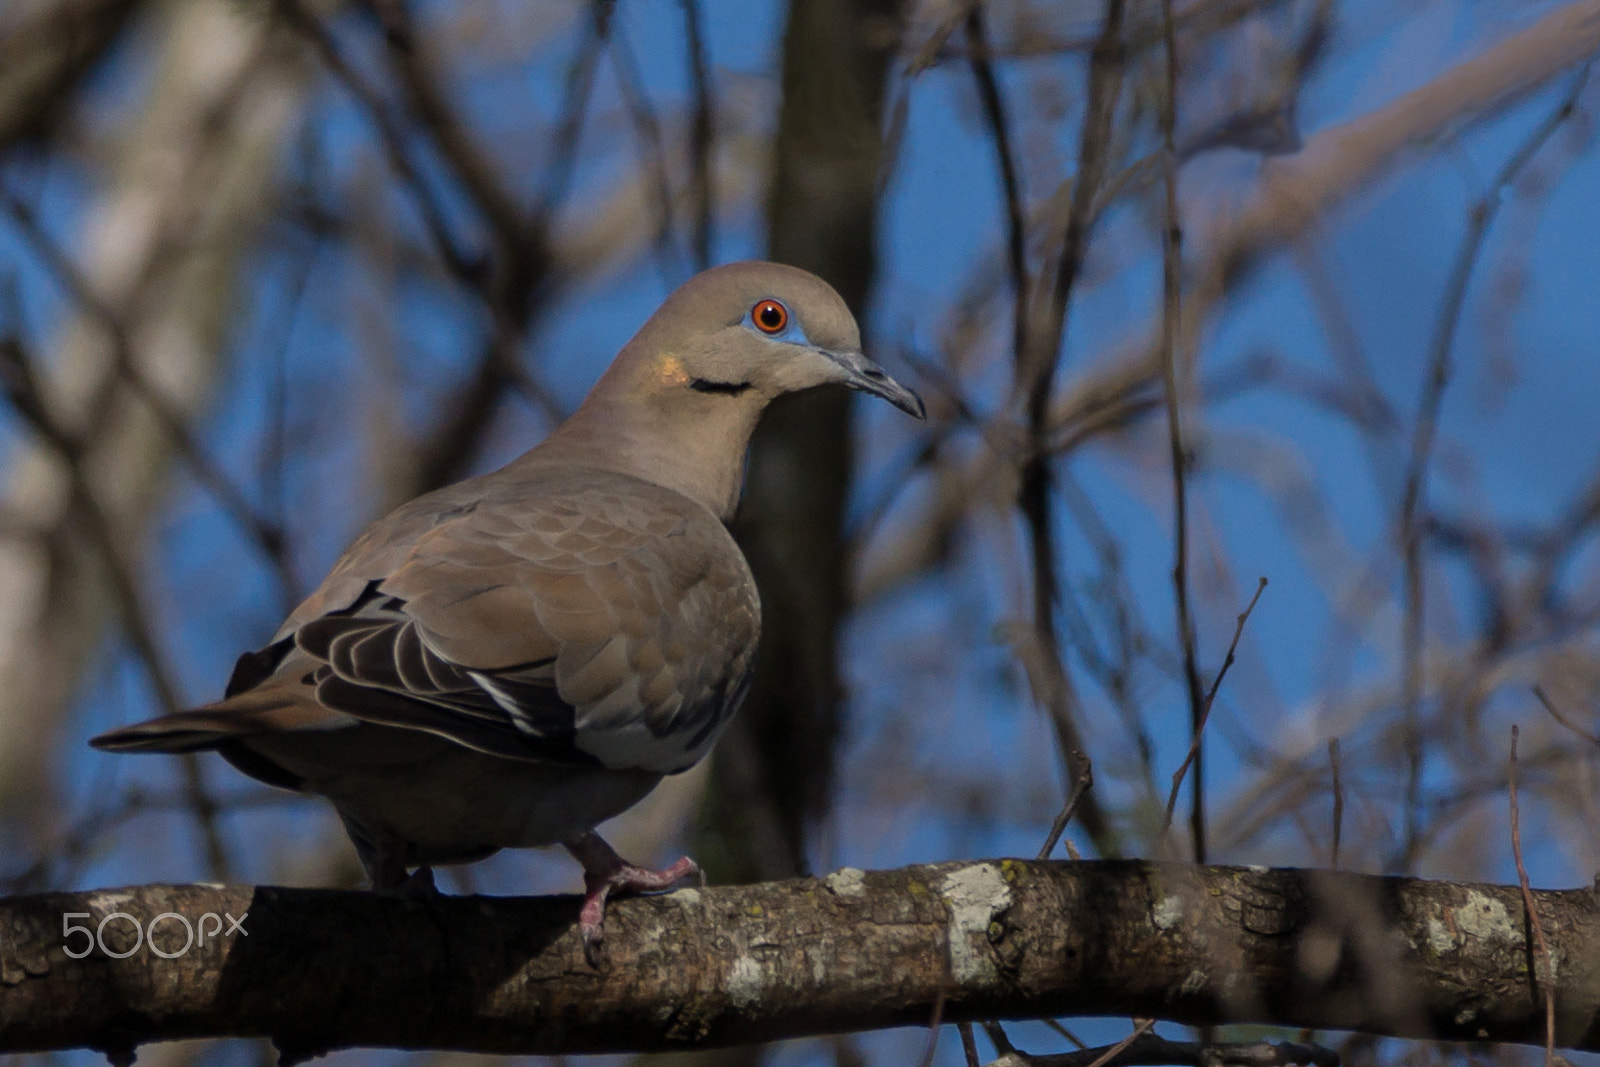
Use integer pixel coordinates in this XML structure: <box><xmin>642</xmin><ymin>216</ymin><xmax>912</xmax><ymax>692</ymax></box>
<box><xmin>89</xmin><ymin>693</ymin><xmax>297</xmax><ymax>753</ymax></box>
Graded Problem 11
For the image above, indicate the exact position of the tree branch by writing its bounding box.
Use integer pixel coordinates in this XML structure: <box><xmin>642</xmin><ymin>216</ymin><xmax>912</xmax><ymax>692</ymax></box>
<box><xmin>5</xmin><ymin>860</ymin><xmax>1600</xmax><ymax>1058</ymax></box>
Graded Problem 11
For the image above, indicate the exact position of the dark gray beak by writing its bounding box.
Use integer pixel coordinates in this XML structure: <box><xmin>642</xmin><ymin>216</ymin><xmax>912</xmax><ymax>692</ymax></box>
<box><xmin>829</xmin><ymin>349</ymin><xmax>926</xmax><ymax>419</ymax></box>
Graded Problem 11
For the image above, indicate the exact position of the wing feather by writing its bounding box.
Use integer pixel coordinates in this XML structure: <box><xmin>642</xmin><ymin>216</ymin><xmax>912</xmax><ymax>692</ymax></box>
<box><xmin>242</xmin><ymin>469</ymin><xmax>759</xmax><ymax>773</ymax></box>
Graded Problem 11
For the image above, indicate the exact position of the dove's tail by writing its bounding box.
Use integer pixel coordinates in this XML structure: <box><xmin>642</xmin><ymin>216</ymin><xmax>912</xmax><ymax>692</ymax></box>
<box><xmin>89</xmin><ymin>688</ymin><xmax>312</xmax><ymax>753</ymax></box>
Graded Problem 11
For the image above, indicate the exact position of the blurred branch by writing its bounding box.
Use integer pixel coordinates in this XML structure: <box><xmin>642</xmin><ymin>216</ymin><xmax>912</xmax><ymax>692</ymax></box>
<box><xmin>858</xmin><ymin>0</ymin><xmax>1600</xmax><ymax>606</ymax></box>
<box><xmin>365</xmin><ymin>0</ymin><xmax>538</xmax><ymax>280</ymax></box>
<box><xmin>1195</xmin><ymin>0</ymin><xmax>1600</xmax><ymax>307</ymax></box>
<box><xmin>1394</xmin><ymin>65</ymin><xmax>1590</xmax><ymax>868</ymax></box>
<box><xmin>1153</xmin><ymin>0</ymin><xmax>1206</xmax><ymax>863</ymax></box>
<box><xmin>0</xmin><ymin>0</ymin><xmax>143</xmax><ymax>151</ymax></box>
<box><xmin>965</xmin><ymin>5</ymin><xmax>1026</xmax><ymax>373</ymax></box>
<box><xmin>537</xmin><ymin>0</ymin><xmax>614</xmax><ymax>220</ymax></box>
<box><xmin>274</xmin><ymin>0</ymin><xmax>484</xmax><ymax>278</ymax></box>
<box><xmin>0</xmin><ymin>189</ymin><xmax>297</xmax><ymax>597</ymax></box>
<box><xmin>983</xmin><ymin>1033</ymin><xmax>1338</xmax><ymax>1067</ymax></box>
<box><xmin>714</xmin><ymin>0</ymin><xmax>899</xmax><ymax>885</ymax></box>
<box><xmin>680</xmin><ymin>0</ymin><xmax>715</xmax><ymax>270</ymax></box>
<box><xmin>608</xmin><ymin>14</ymin><xmax>683</xmax><ymax>279</ymax></box>
<box><xmin>1533</xmin><ymin>685</ymin><xmax>1600</xmax><ymax>747</ymax></box>
<box><xmin>1010</xmin><ymin>0</ymin><xmax>1129</xmax><ymax>860</ymax></box>
<box><xmin>281</xmin><ymin>0</ymin><xmax>568</xmax><ymax>494</ymax></box>
<box><xmin>9</xmin><ymin>861</ymin><xmax>1600</xmax><ymax>1055</ymax></box>
<box><xmin>3</xmin><ymin>785</ymin><xmax>284</xmax><ymax>895</ymax></box>
<box><xmin>0</xmin><ymin>0</ymin><xmax>305</xmax><ymax>867</ymax></box>
<box><xmin>905</xmin><ymin>0</ymin><xmax>977</xmax><ymax>76</ymax></box>
<box><xmin>0</xmin><ymin>332</ymin><xmax>231</xmax><ymax>876</ymax></box>
<box><xmin>917</xmin><ymin>0</ymin><xmax>1292</xmax><ymax>66</ymax></box>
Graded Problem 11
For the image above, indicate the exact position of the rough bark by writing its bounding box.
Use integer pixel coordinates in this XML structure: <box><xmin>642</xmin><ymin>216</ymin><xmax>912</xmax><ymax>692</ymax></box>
<box><xmin>5</xmin><ymin>860</ymin><xmax>1599</xmax><ymax>1059</ymax></box>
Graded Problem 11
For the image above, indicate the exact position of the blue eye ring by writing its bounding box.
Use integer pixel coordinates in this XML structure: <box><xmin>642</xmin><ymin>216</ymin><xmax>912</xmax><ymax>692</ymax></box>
<box><xmin>752</xmin><ymin>299</ymin><xmax>788</xmax><ymax>335</ymax></box>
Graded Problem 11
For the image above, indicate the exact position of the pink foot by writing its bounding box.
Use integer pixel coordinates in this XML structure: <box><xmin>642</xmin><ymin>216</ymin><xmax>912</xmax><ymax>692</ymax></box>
<box><xmin>565</xmin><ymin>832</ymin><xmax>703</xmax><ymax>965</ymax></box>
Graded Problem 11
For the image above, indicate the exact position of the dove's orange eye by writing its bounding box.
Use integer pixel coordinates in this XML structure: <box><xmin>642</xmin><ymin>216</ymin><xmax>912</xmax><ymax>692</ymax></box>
<box><xmin>752</xmin><ymin>299</ymin><xmax>788</xmax><ymax>334</ymax></box>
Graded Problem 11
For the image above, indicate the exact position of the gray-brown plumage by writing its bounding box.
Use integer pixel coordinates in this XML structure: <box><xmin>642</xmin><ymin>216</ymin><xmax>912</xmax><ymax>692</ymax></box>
<box><xmin>90</xmin><ymin>261</ymin><xmax>924</xmax><ymax>957</ymax></box>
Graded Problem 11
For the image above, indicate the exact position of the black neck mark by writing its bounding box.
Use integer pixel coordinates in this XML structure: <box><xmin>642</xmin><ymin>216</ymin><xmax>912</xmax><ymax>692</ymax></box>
<box><xmin>691</xmin><ymin>378</ymin><xmax>753</xmax><ymax>396</ymax></box>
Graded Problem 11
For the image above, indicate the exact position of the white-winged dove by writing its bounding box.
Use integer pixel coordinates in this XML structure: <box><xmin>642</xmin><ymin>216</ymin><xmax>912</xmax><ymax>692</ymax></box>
<box><xmin>91</xmin><ymin>261</ymin><xmax>924</xmax><ymax>957</ymax></box>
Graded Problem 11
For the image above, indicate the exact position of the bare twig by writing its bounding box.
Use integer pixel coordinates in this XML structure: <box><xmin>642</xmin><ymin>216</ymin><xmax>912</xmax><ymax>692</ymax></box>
<box><xmin>983</xmin><ymin>1021</ymin><xmax>1016</xmax><ymax>1056</ymax></box>
<box><xmin>366</xmin><ymin>0</ymin><xmax>533</xmax><ymax>263</ymax></box>
<box><xmin>1165</xmin><ymin>578</ymin><xmax>1268</xmax><ymax>831</ymax></box>
<box><xmin>285</xmin><ymin>0</ymin><xmax>568</xmax><ymax>492</ymax></box>
<box><xmin>917</xmin><ymin>986</ymin><xmax>949</xmax><ymax>1067</ymax></box>
<box><xmin>1084</xmin><ymin>1018</ymin><xmax>1157</xmax><ymax>1067</ymax></box>
<box><xmin>912</xmin><ymin>0</ymin><xmax>1292</xmax><ymax>68</ymax></box>
<box><xmin>906</xmin><ymin>0</ymin><xmax>979</xmax><ymax>76</ymax></box>
<box><xmin>1508</xmin><ymin>724</ymin><xmax>1559</xmax><ymax>1067</ymax></box>
<box><xmin>1044</xmin><ymin>1020</ymin><xmax>1089</xmax><ymax>1050</ymax></box>
<box><xmin>1533</xmin><ymin>684</ymin><xmax>1600</xmax><ymax>747</ymax></box>
<box><xmin>1037</xmin><ymin>749</ymin><xmax>1093</xmax><ymax>861</ymax></box>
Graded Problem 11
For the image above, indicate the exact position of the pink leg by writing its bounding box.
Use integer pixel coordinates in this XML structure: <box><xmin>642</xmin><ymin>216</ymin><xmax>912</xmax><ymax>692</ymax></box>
<box><xmin>564</xmin><ymin>831</ymin><xmax>702</xmax><ymax>964</ymax></box>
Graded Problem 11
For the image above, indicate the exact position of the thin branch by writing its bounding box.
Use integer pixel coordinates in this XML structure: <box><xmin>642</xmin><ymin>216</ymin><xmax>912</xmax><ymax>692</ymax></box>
<box><xmin>1083</xmin><ymin>1019</ymin><xmax>1157</xmax><ymax>1067</ymax></box>
<box><xmin>365</xmin><ymin>0</ymin><xmax>535</xmax><ymax>266</ymax></box>
<box><xmin>1164</xmin><ymin>577</ymin><xmax>1268</xmax><ymax>832</ymax></box>
<box><xmin>680</xmin><ymin>0</ymin><xmax>715</xmax><ymax>270</ymax></box>
<box><xmin>1508</xmin><ymin>725</ymin><xmax>1560</xmax><ymax>1067</ymax></box>
<box><xmin>1037</xmin><ymin>749</ymin><xmax>1093</xmax><ymax>861</ymax></box>
<box><xmin>1045</xmin><ymin>1020</ymin><xmax>1090</xmax><ymax>1050</ymax></box>
<box><xmin>607</xmin><ymin>14</ymin><xmax>683</xmax><ymax>280</ymax></box>
<box><xmin>961</xmin><ymin>1023</ymin><xmax>984</xmax><ymax>1067</ymax></box>
<box><xmin>984</xmin><ymin>1021</ymin><xmax>1017</xmax><ymax>1056</ymax></box>
<box><xmin>538</xmin><ymin>0</ymin><xmax>615</xmax><ymax>218</ymax></box>
<box><xmin>917</xmin><ymin>986</ymin><xmax>949</xmax><ymax>1067</ymax></box>
<box><xmin>0</xmin><ymin>0</ymin><xmax>143</xmax><ymax>152</ymax></box>
<box><xmin>1011</xmin><ymin>0</ymin><xmax>1129</xmax><ymax>860</ymax></box>
<box><xmin>1532</xmin><ymin>685</ymin><xmax>1600</xmax><ymax>746</ymax></box>
<box><xmin>906</xmin><ymin>0</ymin><xmax>979</xmax><ymax>76</ymax></box>
<box><xmin>966</xmin><ymin>4</ymin><xmax>1027</xmax><ymax>365</ymax></box>
<box><xmin>912</xmin><ymin>0</ymin><xmax>1292</xmax><ymax>68</ymax></box>
<box><xmin>1153</xmin><ymin>0</ymin><xmax>1205</xmax><ymax>863</ymax></box>
<box><xmin>273</xmin><ymin>0</ymin><xmax>483</xmax><ymax>279</ymax></box>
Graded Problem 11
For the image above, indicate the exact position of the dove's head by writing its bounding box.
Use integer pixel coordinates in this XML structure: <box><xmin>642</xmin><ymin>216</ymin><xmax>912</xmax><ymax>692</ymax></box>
<box><xmin>552</xmin><ymin>261</ymin><xmax>924</xmax><ymax>519</ymax></box>
<box><xmin>617</xmin><ymin>260</ymin><xmax>926</xmax><ymax>419</ymax></box>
